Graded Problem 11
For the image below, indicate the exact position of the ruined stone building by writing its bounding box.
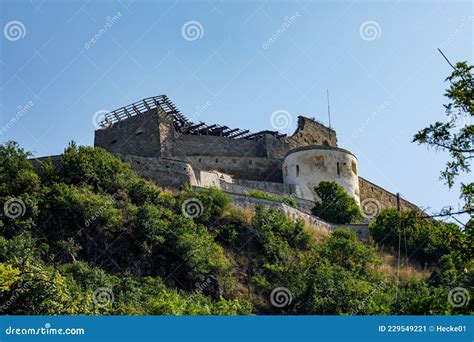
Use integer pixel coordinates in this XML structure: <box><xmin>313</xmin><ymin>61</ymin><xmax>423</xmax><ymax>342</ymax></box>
<box><xmin>93</xmin><ymin>95</ymin><xmax>419</xmax><ymax>220</ymax></box>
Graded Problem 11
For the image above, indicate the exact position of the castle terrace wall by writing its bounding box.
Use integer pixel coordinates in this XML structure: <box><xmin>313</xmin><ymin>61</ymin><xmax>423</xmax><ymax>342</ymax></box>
<box><xmin>197</xmin><ymin>170</ymin><xmax>233</xmax><ymax>188</ymax></box>
<box><xmin>359</xmin><ymin>177</ymin><xmax>419</xmax><ymax>213</ymax></box>
<box><xmin>233</xmin><ymin>179</ymin><xmax>296</xmax><ymax>195</ymax></box>
<box><xmin>219</xmin><ymin>180</ymin><xmax>315</xmax><ymax>214</ymax></box>
<box><xmin>94</xmin><ymin>109</ymin><xmax>162</xmax><ymax>158</ymax></box>
<box><xmin>222</xmin><ymin>192</ymin><xmax>332</xmax><ymax>234</ymax></box>
<box><xmin>183</xmin><ymin>156</ymin><xmax>283</xmax><ymax>182</ymax></box>
<box><xmin>220</xmin><ymin>191</ymin><xmax>369</xmax><ymax>241</ymax></box>
<box><xmin>116</xmin><ymin>153</ymin><xmax>197</xmax><ymax>188</ymax></box>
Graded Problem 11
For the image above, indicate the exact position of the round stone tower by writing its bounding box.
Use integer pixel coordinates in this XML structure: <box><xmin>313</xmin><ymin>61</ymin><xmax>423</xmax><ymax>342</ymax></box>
<box><xmin>282</xmin><ymin>145</ymin><xmax>360</xmax><ymax>204</ymax></box>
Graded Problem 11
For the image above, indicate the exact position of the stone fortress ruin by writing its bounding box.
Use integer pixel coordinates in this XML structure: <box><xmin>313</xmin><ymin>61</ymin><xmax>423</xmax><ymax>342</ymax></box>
<box><xmin>92</xmin><ymin>95</ymin><xmax>419</xmax><ymax>233</ymax></box>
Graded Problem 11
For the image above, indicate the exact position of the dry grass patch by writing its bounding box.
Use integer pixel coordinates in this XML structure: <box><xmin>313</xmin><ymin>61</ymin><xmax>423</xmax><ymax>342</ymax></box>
<box><xmin>377</xmin><ymin>247</ymin><xmax>431</xmax><ymax>283</ymax></box>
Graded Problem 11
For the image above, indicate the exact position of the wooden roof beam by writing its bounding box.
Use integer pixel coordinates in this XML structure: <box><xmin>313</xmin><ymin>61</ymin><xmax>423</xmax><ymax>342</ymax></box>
<box><xmin>229</xmin><ymin>129</ymin><xmax>249</xmax><ymax>138</ymax></box>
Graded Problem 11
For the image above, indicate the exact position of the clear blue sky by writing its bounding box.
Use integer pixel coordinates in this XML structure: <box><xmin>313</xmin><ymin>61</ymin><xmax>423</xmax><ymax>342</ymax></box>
<box><xmin>0</xmin><ymin>0</ymin><xmax>472</xmax><ymax>221</ymax></box>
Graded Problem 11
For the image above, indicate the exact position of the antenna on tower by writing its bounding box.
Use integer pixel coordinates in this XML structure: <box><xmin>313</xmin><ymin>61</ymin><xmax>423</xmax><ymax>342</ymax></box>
<box><xmin>326</xmin><ymin>89</ymin><xmax>332</xmax><ymax>129</ymax></box>
<box><xmin>326</xmin><ymin>89</ymin><xmax>332</xmax><ymax>143</ymax></box>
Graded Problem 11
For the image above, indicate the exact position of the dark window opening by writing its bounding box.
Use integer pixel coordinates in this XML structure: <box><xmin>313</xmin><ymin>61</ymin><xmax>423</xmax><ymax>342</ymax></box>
<box><xmin>296</xmin><ymin>165</ymin><xmax>300</xmax><ymax>177</ymax></box>
<box><xmin>215</xmin><ymin>158</ymin><xmax>218</xmax><ymax>163</ymax></box>
<box><xmin>336</xmin><ymin>162</ymin><xmax>340</xmax><ymax>176</ymax></box>
<box><xmin>111</xmin><ymin>140</ymin><xmax>117</xmax><ymax>144</ymax></box>
<box><xmin>198</xmin><ymin>158</ymin><xmax>201</xmax><ymax>163</ymax></box>
<box><xmin>351</xmin><ymin>161</ymin><xmax>357</xmax><ymax>175</ymax></box>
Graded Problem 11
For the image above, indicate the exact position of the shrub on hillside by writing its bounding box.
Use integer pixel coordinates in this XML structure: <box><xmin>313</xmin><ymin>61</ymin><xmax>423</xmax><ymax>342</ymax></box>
<box><xmin>311</xmin><ymin>181</ymin><xmax>362</xmax><ymax>224</ymax></box>
<box><xmin>58</xmin><ymin>142</ymin><xmax>139</xmax><ymax>193</ymax></box>
<box><xmin>369</xmin><ymin>209</ymin><xmax>470</xmax><ymax>265</ymax></box>
<box><xmin>180</xmin><ymin>186</ymin><xmax>231</xmax><ymax>225</ymax></box>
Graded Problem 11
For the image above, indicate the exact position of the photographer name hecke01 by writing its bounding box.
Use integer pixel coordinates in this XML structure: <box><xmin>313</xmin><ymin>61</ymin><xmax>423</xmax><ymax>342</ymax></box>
<box><xmin>378</xmin><ymin>325</ymin><xmax>467</xmax><ymax>333</ymax></box>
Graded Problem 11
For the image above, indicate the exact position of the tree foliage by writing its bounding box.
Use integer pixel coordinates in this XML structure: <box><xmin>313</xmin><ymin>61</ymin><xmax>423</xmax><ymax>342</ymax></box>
<box><xmin>311</xmin><ymin>181</ymin><xmax>362</xmax><ymax>224</ymax></box>
<box><xmin>0</xmin><ymin>142</ymin><xmax>472</xmax><ymax>315</ymax></box>
<box><xmin>413</xmin><ymin>61</ymin><xmax>473</xmax><ymax>213</ymax></box>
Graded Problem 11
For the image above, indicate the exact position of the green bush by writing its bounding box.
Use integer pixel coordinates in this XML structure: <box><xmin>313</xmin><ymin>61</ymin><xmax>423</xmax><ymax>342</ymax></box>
<box><xmin>320</xmin><ymin>229</ymin><xmax>378</xmax><ymax>276</ymax></box>
<box><xmin>311</xmin><ymin>181</ymin><xmax>362</xmax><ymax>224</ymax></box>
<box><xmin>148</xmin><ymin>288</ymin><xmax>252</xmax><ymax>315</ymax></box>
<box><xmin>180</xmin><ymin>187</ymin><xmax>231</xmax><ymax>225</ymax></box>
<box><xmin>246</xmin><ymin>190</ymin><xmax>297</xmax><ymax>208</ymax></box>
<box><xmin>59</xmin><ymin>143</ymin><xmax>139</xmax><ymax>193</ymax></box>
<box><xmin>128</xmin><ymin>179</ymin><xmax>175</xmax><ymax>207</ymax></box>
<box><xmin>0</xmin><ymin>141</ymin><xmax>40</xmax><ymax>196</ymax></box>
<box><xmin>369</xmin><ymin>209</ymin><xmax>470</xmax><ymax>265</ymax></box>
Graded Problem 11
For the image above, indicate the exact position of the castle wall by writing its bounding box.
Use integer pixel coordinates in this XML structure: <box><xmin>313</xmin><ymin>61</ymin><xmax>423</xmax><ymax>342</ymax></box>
<box><xmin>164</xmin><ymin>134</ymin><xmax>265</xmax><ymax>158</ymax></box>
<box><xmin>265</xmin><ymin>117</ymin><xmax>338</xmax><ymax>159</ymax></box>
<box><xmin>116</xmin><ymin>153</ymin><xmax>197</xmax><ymax>188</ymax></box>
<box><xmin>182</xmin><ymin>156</ymin><xmax>283</xmax><ymax>182</ymax></box>
<box><xmin>358</xmin><ymin>177</ymin><xmax>419</xmax><ymax>214</ymax></box>
<box><xmin>94</xmin><ymin>109</ymin><xmax>161</xmax><ymax>158</ymax></box>
<box><xmin>223</xmin><ymin>192</ymin><xmax>333</xmax><ymax>234</ymax></box>
<box><xmin>233</xmin><ymin>179</ymin><xmax>295</xmax><ymax>195</ymax></box>
<box><xmin>221</xmin><ymin>191</ymin><xmax>369</xmax><ymax>241</ymax></box>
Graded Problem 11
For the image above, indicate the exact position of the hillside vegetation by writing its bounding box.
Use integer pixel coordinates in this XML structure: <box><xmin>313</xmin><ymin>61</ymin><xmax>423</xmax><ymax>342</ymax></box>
<box><xmin>0</xmin><ymin>142</ymin><xmax>472</xmax><ymax>315</ymax></box>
